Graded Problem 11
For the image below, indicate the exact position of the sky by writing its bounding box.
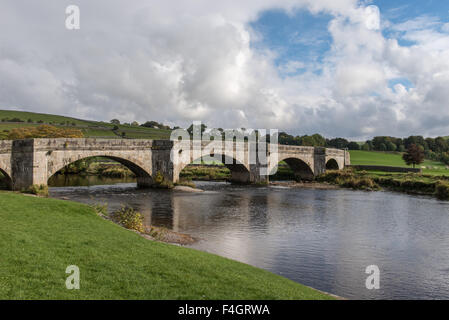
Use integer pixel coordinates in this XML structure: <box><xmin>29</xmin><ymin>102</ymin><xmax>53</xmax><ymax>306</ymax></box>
<box><xmin>1</xmin><ymin>1</ymin><xmax>449</xmax><ymax>139</ymax></box>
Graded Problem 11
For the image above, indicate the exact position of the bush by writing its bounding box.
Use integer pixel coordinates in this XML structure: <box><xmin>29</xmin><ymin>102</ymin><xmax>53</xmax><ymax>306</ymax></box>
<box><xmin>109</xmin><ymin>206</ymin><xmax>145</xmax><ymax>232</ymax></box>
<box><xmin>90</xmin><ymin>203</ymin><xmax>108</xmax><ymax>216</ymax></box>
<box><xmin>318</xmin><ymin>170</ymin><xmax>379</xmax><ymax>190</ymax></box>
<box><xmin>435</xmin><ymin>182</ymin><xmax>449</xmax><ymax>200</ymax></box>
<box><xmin>153</xmin><ymin>171</ymin><xmax>174</xmax><ymax>189</ymax></box>
<box><xmin>101</xmin><ymin>166</ymin><xmax>135</xmax><ymax>178</ymax></box>
<box><xmin>8</xmin><ymin>125</ymin><xmax>84</xmax><ymax>139</ymax></box>
<box><xmin>25</xmin><ymin>184</ymin><xmax>49</xmax><ymax>197</ymax></box>
<box><xmin>175</xmin><ymin>179</ymin><xmax>196</xmax><ymax>188</ymax></box>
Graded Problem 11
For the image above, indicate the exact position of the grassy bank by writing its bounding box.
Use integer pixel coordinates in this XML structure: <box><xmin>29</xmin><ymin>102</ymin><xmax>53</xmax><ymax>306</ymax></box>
<box><xmin>318</xmin><ymin>169</ymin><xmax>449</xmax><ymax>200</ymax></box>
<box><xmin>0</xmin><ymin>192</ymin><xmax>331</xmax><ymax>300</ymax></box>
<box><xmin>350</xmin><ymin>150</ymin><xmax>449</xmax><ymax>175</ymax></box>
<box><xmin>180</xmin><ymin>165</ymin><xmax>231</xmax><ymax>181</ymax></box>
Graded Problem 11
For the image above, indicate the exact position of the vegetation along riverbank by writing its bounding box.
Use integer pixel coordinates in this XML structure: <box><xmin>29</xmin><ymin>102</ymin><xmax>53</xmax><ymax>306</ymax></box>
<box><xmin>317</xmin><ymin>169</ymin><xmax>449</xmax><ymax>200</ymax></box>
<box><xmin>0</xmin><ymin>192</ymin><xmax>333</xmax><ymax>299</ymax></box>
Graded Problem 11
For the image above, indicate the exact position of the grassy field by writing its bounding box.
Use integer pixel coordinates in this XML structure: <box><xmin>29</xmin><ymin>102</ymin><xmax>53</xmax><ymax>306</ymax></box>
<box><xmin>349</xmin><ymin>150</ymin><xmax>449</xmax><ymax>175</ymax></box>
<box><xmin>0</xmin><ymin>192</ymin><xmax>331</xmax><ymax>300</ymax></box>
<box><xmin>0</xmin><ymin>110</ymin><xmax>172</xmax><ymax>140</ymax></box>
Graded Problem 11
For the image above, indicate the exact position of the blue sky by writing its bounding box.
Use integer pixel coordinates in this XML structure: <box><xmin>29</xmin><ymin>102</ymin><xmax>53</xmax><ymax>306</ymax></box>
<box><xmin>250</xmin><ymin>10</ymin><xmax>333</xmax><ymax>75</ymax></box>
<box><xmin>250</xmin><ymin>1</ymin><xmax>449</xmax><ymax>77</ymax></box>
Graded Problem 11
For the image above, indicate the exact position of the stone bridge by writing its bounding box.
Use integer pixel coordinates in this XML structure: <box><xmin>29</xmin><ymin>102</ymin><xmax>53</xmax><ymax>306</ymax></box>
<box><xmin>0</xmin><ymin>139</ymin><xmax>350</xmax><ymax>190</ymax></box>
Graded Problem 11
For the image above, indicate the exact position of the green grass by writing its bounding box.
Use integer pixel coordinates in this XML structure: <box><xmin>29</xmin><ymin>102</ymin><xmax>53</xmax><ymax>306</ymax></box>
<box><xmin>0</xmin><ymin>192</ymin><xmax>331</xmax><ymax>300</ymax></box>
<box><xmin>0</xmin><ymin>110</ymin><xmax>172</xmax><ymax>140</ymax></box>
<box><xmin>350</xmin><ymin>150</ymin><xmax>449</xmax><ymax>175</ymax></box>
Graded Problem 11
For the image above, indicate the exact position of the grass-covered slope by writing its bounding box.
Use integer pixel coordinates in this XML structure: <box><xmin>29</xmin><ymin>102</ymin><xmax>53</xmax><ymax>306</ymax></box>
<box><xmin>0</xmin><ymin>192</ymin><xmax>331</xmax><ymax>300</ymax></box>
<box><xmin>350</xmin><ymin>150</ymin><xmax>448</xmax><ymax>175</ymax></box>
<box><xmin>0</xmin><ymin>110</ymin><xmax>171</xmax><ymax>140</ymax></box>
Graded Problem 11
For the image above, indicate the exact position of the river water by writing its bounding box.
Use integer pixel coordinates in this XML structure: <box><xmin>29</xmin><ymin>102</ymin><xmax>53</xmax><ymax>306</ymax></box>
<box><xmin>49</xmin><ymin>176</ymin><xmax>449</xmax><ymax>300</ymax></box>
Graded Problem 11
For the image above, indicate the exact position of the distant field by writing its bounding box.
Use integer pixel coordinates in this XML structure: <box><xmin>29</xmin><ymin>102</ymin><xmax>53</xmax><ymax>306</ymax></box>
<box><xmin>0</xmin><ymin>110</ymin><xmax>172</xmax><ymax>140</ymax></box>
<box><xmin>349</xmin><ymin>150</ymin><xmax>449</xmax><ymax>176</ymax></box>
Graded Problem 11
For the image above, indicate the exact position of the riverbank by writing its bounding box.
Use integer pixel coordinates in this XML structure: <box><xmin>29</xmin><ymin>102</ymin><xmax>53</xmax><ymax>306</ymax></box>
<box><xmin>270</xmin><ymin>181</ymin><xmax>340</xmax><ymax>190</ymax></box>
<box><xmin>0</xmin><ymin>192</ymin><xmax>333</xmax><ymax>299</ymax></box>
<box><xmin>317</xmin><ymin>169</ymin><xmax>449</xmax><ymax>200</ymax></box>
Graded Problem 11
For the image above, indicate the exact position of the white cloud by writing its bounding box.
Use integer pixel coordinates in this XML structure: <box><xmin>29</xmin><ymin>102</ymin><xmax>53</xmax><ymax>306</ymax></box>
<box><xmin>1</xmin><ymin>1</ymin><xmax>449</xmax><ymax>139</ymax></box>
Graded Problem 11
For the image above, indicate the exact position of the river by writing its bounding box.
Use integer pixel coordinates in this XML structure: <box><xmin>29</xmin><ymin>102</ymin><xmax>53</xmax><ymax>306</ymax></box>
<box><xmin>49</xmin><ymin>176</ymin><xmax>449</xmax><ymax>300</ymax></box>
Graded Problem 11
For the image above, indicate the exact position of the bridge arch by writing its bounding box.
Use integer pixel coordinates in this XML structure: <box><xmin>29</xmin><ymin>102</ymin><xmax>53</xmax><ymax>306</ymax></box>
<box><xmin>47</xmin><ymin>153</ymin><xmax>153</xmax><ymax>188</ymax></box>
<box><xmin>270</xmin><ymin>157</ymin><xmax>314</xmax><ymax>181</ymax></box>
<box><xmin>175</xmin><ymin>154</ymin><xmax>251</xmax><ymax>184</ymax></box>
<box><xmin>326</xmin><ymin>158</ymin><xmax>340</xmax><ymax>170</ymax></box>
<box><xmin>0</xmin><ymin>167</ymin><xmax>12</xmax><ymax>190</ymax></box>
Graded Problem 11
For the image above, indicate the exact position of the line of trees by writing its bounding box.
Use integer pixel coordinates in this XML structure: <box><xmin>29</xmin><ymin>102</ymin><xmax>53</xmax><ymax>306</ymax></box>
<box><xmin>110</xmin><ymin>119</ymin><xmax>174</xmax><ymax>130</ymax></box>
<box><xmin>277</xmin><ymin>132</ymin><xmax>449</xmax><ymax>165</ymax></box>
<box><xmin>360</xmin><ymin>136</ymin><xmax>449</xmax><ymax>165</ymax></box>
<box><xmin>278</xmin><ymin>132</ymin><xmax>357</xmax><ymax>149</ymax></box>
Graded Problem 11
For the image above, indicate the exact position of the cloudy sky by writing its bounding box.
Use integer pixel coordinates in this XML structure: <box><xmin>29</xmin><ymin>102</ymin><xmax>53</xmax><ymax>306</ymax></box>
<box><xmin>1</xmin><ymin>0</ymin><xmax>449</xmax><ymax>139</ymax></box>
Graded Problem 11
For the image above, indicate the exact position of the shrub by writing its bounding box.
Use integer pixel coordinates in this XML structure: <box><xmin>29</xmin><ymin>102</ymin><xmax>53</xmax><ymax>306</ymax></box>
<box><xmin>25</xmin><ymin>184</ymin><xmax>49</xmax><ymax>197</ymax></box>
<box><xmin>109</xmin><ymin>206</ymin><xmax>145</xmax><ymax>233</ymax></box>
<box><xmin>8</xmin><ymin>125</ymin><xmax>84</xmax><ymax>139</ymax></box>
<box><xmin>175</xmin><ymin>179</ymin><xmax>196</xmax><ymax>188</ymax></box>
<box><xmin>101</xmin><ymin>166</ymin><xmax>135</xmax><ymax>178</ymax></box>
<box><xmin>153</xmin><ymin>171</ymin><xmax>174</xmax><ymax>189</ymax></box>
<box><xmin>435</xmin><ymin>182</ymin><xmax>449</xmax><ymax>200</ymax></box>
<box><xmin>90</xmin><ymin>203</ymin><xmax>108</xmax><ymax>216</ymax></box>
<box><xmin>319</xmin><ymin>170</ymin><xmax>379</xmax><ymax>190</ymax></box>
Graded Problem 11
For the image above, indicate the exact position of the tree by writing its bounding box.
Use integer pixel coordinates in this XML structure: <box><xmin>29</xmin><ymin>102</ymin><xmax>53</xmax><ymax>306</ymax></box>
<box><xmin>141</xmin><ymin>121</ymin><xmax>159</xmax><ymax>128</ymax></box>
<box><xmin>327</xmin><ymin>138</ymin><xmax>349</xmax><ymax>149</ymax></box>
<box><xmin>110</xmin><ymin>119</ymin><xmax>120</xmax><ymax>125</ymax></box>
<box><xmin>187</xmin><ymin>124</ymin><xmax>207</xmax><ymax>136</ymax></box>
<box><xmin>361</xmin><ymin>143</ymin><xmax>371</xmax><ymax>151</ymax></box>
<box><xmin>402</xmin><ymin>144</ymin><xmax>425</xmax><ymax>168</ymax></box>
<box><xmin>348</xmin><ymin>142</ymin><xmax>360</xmax><ymax>150</ymax></box>
<box><xmin>386</xmin><ymin>141</ymin><xmax>397</xmax><ymax>151</ymax></box>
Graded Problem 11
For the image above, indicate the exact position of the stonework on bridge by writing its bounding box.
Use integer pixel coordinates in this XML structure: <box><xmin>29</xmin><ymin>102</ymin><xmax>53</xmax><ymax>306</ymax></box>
<box><xmin>0</xmin><ymin>138</ymin><xmax>350</xmax><ymax>191</ymax></box>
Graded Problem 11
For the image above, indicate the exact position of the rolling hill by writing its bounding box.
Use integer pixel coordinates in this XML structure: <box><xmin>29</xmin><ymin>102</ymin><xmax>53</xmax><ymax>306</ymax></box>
<box><xmin>0</xmin><ymin>110</ymin><xmax>172</xmax><ymax>140</ymax></box>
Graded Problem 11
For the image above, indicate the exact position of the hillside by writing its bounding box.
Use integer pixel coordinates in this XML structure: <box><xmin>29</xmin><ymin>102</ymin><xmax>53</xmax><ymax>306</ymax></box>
<box><xmin>0</xmin><ymin>110</ymin><xmax>172</xmax><ymax>140</ymax></box>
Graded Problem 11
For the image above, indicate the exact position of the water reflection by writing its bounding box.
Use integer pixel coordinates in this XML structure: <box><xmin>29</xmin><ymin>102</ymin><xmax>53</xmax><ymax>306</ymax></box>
<box><xmin>49</xmin><ymin>179</ymin><xmax>449</xmax><ymax>300</ymax></box>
